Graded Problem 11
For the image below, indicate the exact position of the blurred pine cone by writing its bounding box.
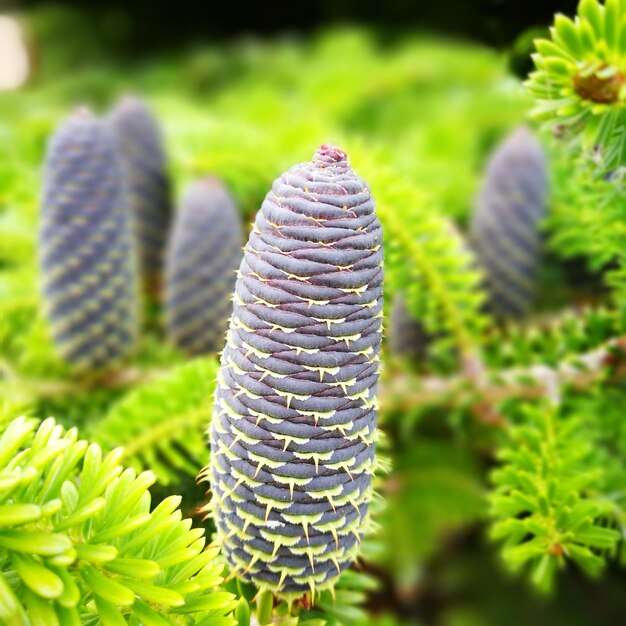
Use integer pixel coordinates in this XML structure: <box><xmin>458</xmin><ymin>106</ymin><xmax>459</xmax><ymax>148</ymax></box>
<box><xmin>165</xmin><ymin>178</ymin><xmax>243</xmax><ymax>355</ymax></box>
<box><xmin>206</xmin><ymin>145</ymin><xmax>383</xmax><ymax>595</ymax></box>
<box><xmin>388</xmin><ymin>294</ymin><xmax>430</xmax><ymax>361</ymax></box>
<box><xmin>109</xmin><ymin>96</ymin><xmax>171</xmax><ymax>296</ymax></box>
<box><xmin>470</xmin><ymin>127</ymin><xmax>548</xmax><ymax>319</ymax></box>
<box><xmin>40</xmin><ymin>109</ymin><xmax>139</xmax><ymax>372</ymax></box>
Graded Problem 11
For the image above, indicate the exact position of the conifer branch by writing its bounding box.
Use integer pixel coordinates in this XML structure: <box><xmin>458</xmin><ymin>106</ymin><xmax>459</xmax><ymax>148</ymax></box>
<box><xmin>1</xmin><ymin>367</ymin><xmax>161</xmax><ymax>399</ymax></box>
<box><xmin>381</xmin><ymin>336</ymin><xmax>626</xmax><ymax>415</ymax></box>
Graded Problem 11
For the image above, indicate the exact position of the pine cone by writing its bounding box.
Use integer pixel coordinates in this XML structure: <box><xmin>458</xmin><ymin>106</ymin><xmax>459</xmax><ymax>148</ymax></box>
<box><xmin>39</xmin><ymin>109</ymin><xmax>138</xmax><ymax>371</ymax></box>
<box><xmin>109</xmin><ymin>96</ymin><xmax>171</xmax><ymax>294</ymax></box>
<box><xmin>470</xmin><ymin>127</ymin><xmax>548</xmax><ymax>319</ymax></box>
<box><xmin>206</xmin><ymin>145</ymin><xmax>383</xmax><ymax>596</ymax></box>
<box><xmin>388</xmin><ymin>294</ymin><xmax>430</xmax><ymax>361</ymax></box>
<box><xmin>165</xmin><ymin>178</ymin><xmax>243</xmax><ymax>355</ymax></box>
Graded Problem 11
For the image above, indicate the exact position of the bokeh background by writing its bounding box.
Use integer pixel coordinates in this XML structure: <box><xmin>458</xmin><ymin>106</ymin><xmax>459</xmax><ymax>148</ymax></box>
<box><xmin>2</xmin><ymin>2</ymin><xmax>625</xmax><ymax>625</ymax></box>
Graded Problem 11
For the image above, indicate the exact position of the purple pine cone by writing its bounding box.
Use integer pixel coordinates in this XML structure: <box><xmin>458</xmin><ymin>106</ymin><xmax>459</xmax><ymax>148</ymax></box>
<box><xmin>39</xmin><ymin>109</ymin><xmax>138</xmax><ymax>371</ymax></box>
<box><xmin>388</xmin><ymin>295</ymin><xmax>430</xmax><ymax>361</ymax></box>
<box><xmin>109</xmin><ymin>96</ymin><xmax>171</xmax><ymax>294</ymax></box>
<box><xmin>165</xmin><ymin>178</ymin><xmax>244</xmax><ymax>355</ymax></box>
<box><xmin>470</xmin><ymin>127</ymin><xmax>548</xmax><ymax>319</ymax></box>
<box><xmin>206</xmin><ymin>145</ymin><xmax>383</xmax><ymax>596</ymax></box>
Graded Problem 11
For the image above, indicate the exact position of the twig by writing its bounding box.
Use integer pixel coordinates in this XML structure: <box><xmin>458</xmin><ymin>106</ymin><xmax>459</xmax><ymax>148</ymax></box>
<box><xmin>1</xmin><ymin>367</ymin><xmax>163</xmax><ymax>399</ymax></box>
<box><xmin>381</xmin><ymin>336</ymin><xmax>626</xmax><ymax>414</ymax></box>
<box><xmin>4</xmin><ymin>337</ymin><xmax>625</xmax><ymax>411</ymax></box>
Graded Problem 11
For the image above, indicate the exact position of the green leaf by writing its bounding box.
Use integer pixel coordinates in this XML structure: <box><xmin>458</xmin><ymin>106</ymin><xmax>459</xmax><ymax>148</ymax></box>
<box><xmin>93</xmin><ymin>596</ymin><xmax>128</xmax><ymax>626</ymax></box>
<box><xmin>121</xmin><ymin>578</ymin><xmax>185</xmax><ymax>607</ymax></box>
<box><xmin>89</xmin><ymin>513</ymin><xmax>151</xmax><ymax>543</ymax></box>
<box><xmin>174</xmin><ymin>591</ymin><xmax>237</xmax><ymax>613</ymax></box>
<box><xmin>257</xmin><ymin>590</ymin><xmax>274</xmax><ymax>626</ymax></box>
<box><xmin>335</xmin><ymin>569</ymin><xmax>379</xmax><ymax>591</ymax></box>
<box><xmin>567</xmin><ymin>544</ymin><xmax>606</xmax><ymax>577</ymax></box>
<box><xmin>11</xmin><ymin>553</ymin><xmax>64</xmax><ymax>599</ymax></box>
<box><xmin>103</xmin><ymin>557</ymin><xmax>161</xmax><ymax>579</ymax></box>
<box><xmin>235</xmin><ymin>597</ymin><xmax>251</xmax><ymax>626</ymax></box>
<box><xmin>534</xmin><ymin>38</ymin><xmax>576</xmax><ymax>62</ymax></box>
<box><xmin>74</xmin><ymin>543</ymin><xmax>118</xmax><ymax>563</ymax></box>
<box><xmin>316</xmin><ymin>601</ymin><xmax>368</xmax><ymax>626</ymax></box>
<box><xmin>579</xmin><ymin>0</ymin><xmax>604</xmax><ymax>38</ymax></box>
<box><xmin>53</xmin><ymin>497</ymin><xmax>106</xmax><ymax>531</ymax></box>
<box><xmin>0</xmin><ymin>503</ymin><xmax>41</xmax><ymax>527</ymax></box>
<box><xmin>553</xmin><ymin>14</ymin><xmax>584</xmax><ymax>55</ymax></box>
<box><xmin>604</xmin><ymin>0</ymin><xmax>619</xmax><ymax>48</ymax></box>
<box><xmin>0</xmin><ymin>530</ymin><xmax>72</xmax><ymax>556</ymax></box>
<box><xmin>55</xmin><ymin>605</ymin><xmax>82</xmax><ymax>626</ymax></box>
<box><xmin>0</xmin><ymin>573</ymin><xmax>29</xmax><ymax>625</ymax></box>
<box><xmin>573</xmin><ymin>525</ymin><xmax>620</xmax><ymax>549</ymax></box>
<box><xmin>23</xmin><ymin>588</ymin><xmax>60</xmax><ymax>626</ymax></box>
<box><xmin>531</xmin><ymin>553</ymin><xmax>559</xmax><ymax>594</ymax></box>
<box><xmin>53</xmin><ymin>566</ymin><xmax>81</xmax><ymax>608</ymax></box>
<box><xmin>131</xmin><ymin>599</ymin><xmax>177</xmax><ymax>626</ymax></box>
<box><xmin>80</xmin><ymin>565</ymin><xmax>136</xmax><ymax>606</ymax></box>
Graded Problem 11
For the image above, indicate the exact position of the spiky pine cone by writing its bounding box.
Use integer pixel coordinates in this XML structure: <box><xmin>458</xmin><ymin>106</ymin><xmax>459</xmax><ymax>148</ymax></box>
<box><xmin>39</xmin><ymin>109</ymin><xmax>138</xmax><ymax>371</ymax></box>
<box><xmin>206</xmin><ymin>145</ymin><xmax>383</xmax><ymax>596</ymax></box>
<box><xmin>388</xmin><ymin>294</ymin><xmax>430</xmax><ymax>361</ymax></box>
<box><xmin>470</xmin><ymin>127</ymin><xmax>548</xmax><ymax>320</ymax></box>
<box><xmin>109</xmin><ymin>96</ymin><xmax>171</xmax><ymax>295</ymax></box>
<box><xmin>165</xmin><ymin>178</ymin><xmax>243</xmax><ymax>355</ymax></box>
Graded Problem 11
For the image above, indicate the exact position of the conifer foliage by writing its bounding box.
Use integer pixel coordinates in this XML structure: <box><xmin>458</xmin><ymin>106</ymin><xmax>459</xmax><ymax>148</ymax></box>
<box><xmin>0</xmin><ymin>415</ymin><xmax>237</xmax><ymax>625</ymax></box>
<box><xmin>165</xmin><ymin>178</ymin><xmax>244</xmax><ymax>355</ymax></box>
<box><xmin>39</xmin><ymin>109</ymin><xmax>138</xmax><ymax>372</ymax></box>
<box><xmin>206</xmin><ymin>145</ymin><xmax>383</xmax><ymax>596</ymax></box>
<box><xmin>490</xmin><ymin>402</ymin><xmax>621</xmax><ymax>593</ymax></box>
<box><xmin>526</xmin><ymin>0</ymin><xmax>626</xmax><ymax>171</ymax></box>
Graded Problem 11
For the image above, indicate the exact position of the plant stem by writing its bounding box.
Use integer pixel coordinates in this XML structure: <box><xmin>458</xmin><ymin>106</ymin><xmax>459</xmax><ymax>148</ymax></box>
<box><xmin>1</xmin><ymin>367</ymin><xmax>162</xmax><ymax>399</ymax></box>
<box><xmin>381</xmin><ymin>336</ymin><xmax>626</xmax><ymax>416</ymax></box>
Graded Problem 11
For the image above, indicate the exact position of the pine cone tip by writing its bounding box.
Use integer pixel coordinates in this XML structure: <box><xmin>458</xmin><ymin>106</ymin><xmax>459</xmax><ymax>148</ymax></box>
<box><xmin>197</xmin><ymin>176</ymin><xmax>223</xmax><ymax>190</ymax></box>
<box><xmin>73</xmin><ymin>106</ymin><xmax>93</xmax><ymax>119</ymax></box>
<box><xmin>116</xmin><ymin>94</ymin><xmax>146</xmax><ymax>112</ymax></box>
<box><xmin>314</xmin><ymin>144</ymin><xmax>349</xmax><ymax>165</ymax></box>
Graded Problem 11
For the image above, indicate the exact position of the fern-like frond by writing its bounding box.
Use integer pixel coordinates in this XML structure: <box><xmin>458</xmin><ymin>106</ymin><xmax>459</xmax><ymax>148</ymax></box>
<box><xmin>483</xmin><ymin>306</ymin><xmax>624</xmax><ymax>369</ymax></box>
<box><xmin>490</xmin><ymin>402</ymin><xmax>620</xmax><ymax>593</ymax></box>
<box><xmin>549</xmin><ymin>148</ymin><xmax>626</xmax><ymax>302</ymax></box>
<box><xmin>91</xmin><ymin>358</ymin><xmax>218</xmax><ymax>485</ymax></box>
